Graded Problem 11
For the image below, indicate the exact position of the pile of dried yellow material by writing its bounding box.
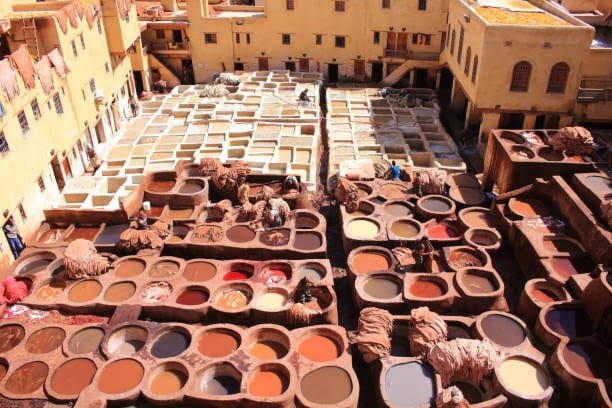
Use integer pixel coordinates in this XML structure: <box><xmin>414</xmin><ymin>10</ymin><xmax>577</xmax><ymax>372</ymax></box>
<box><xmin>476</xmin><ymin>7</ymin><xmax>571</xmax><ymax>25</ymax></box>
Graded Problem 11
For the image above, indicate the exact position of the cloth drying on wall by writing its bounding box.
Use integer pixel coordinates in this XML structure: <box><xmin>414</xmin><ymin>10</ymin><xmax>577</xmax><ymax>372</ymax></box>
<box><xmin>9</xmin><ymin>45</ymin><xmax>36</xmax><ymax>89</ymax></box>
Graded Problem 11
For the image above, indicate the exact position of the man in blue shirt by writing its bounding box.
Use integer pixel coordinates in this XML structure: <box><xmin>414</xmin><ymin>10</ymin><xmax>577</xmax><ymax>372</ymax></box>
<box><xmin>389</xmin><ymin>160</ymin><xmax>401</xmax><ymax>180</ymax></box>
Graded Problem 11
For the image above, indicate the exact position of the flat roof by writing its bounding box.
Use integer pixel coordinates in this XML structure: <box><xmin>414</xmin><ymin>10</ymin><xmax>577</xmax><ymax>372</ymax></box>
<box><xmin>472</xmin><ymin>0</ymin><xmax>573</xmax><ymax>26</ymax></box>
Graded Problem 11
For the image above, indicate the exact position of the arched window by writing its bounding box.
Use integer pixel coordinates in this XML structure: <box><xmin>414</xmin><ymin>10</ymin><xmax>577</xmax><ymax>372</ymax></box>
<box><xmin>464</xmin><ymin>47</ymin><xmax>471</xmax><ymax>76</ymax></box>
<box><xmin>471</xmin><ymin>56</ymin><xmax>478</xmax><ymax>83</ymax></box>
<box><xmin>510</xmin><ymin>61</ymin><xmax>531</xmax><ymax>92</ymax></box>
<box><xmin>547</xmin><ymin>62</ymin><xmax>569</xmax><ymax>93</ymax></box>
<box><xmin>450</xmin><ymin>29</ymin><xmax>456</xmax><ymax>55</ymax></box>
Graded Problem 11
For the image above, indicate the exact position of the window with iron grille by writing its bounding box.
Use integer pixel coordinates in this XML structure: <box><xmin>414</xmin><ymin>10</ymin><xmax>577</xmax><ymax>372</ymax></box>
<box><xmin>80</xmin><ymin>33</ymin><xmax>85</xmax><ymax>49</ymax></box>
<box><xmin>373</xmin><ymin>31</ymin><xmax>380</xmax><ymax>44</ymax></box>
<box><xmin>0</xmin><ymin>132</ymin><xmax>9</xmax><ymax>153</ymax></box>
<box><xmin>510</xmin><ymin>61</ymin><xmax>532</xmax><ymax>92</ymax></box>
<box><xmin>89</xmin><ymin>79</ymin><xmax>96</xmax><ymax>93</ymax></box>
<box><xmin>53</xmin><ymin>93</ymin><xmax>63</xmax><ymax>115</ymax></box>
<box><xmin>547</xmin><ymin>62</ymin><xmax>569</xmax><ymax>93</ymax></box>
<box><xmin>204</xmin><ymin>33</ymin><xmax>217</xmax><ymax>44</ymax></box>
<box><xmin>412</xmin><ymin>34</ymin><xmax>418</xmax><ymax>44</ymax></box>
<box><xmin>457</xmin><ymin>27</ymin><xmax>464</xmax><ymax>64</ymax></box>
<box><xmin>31</xmin><ymin>99</ymin><xmax>41</xmax><ymax>120</ymax></box>
<box><xmin>286</xmin><ymin>0</ymin><xmax>294</xmax><ymax>10</ymax></box>
<box><xmin>246</xmin><ymin>33</ymin><xmax>251</xmax><ymax>44</ymax></box>
<box><xmin>18</xmin><ymin>111</ymin><xmax>29</xmax><ymax>134</ymax></box>
<box><xmin>18</xmin><ymin>203</ymin><xmax>27</xmax><ymax>221</ymax></box>
<box><xmin>450</xmin><ymin>29</ymin><xmax>456</xmax><ymax>55</ymax></box>
<box><xmin>37</xmin><ymin>176</ymin><xmax>45</xmax><ymax>192</ymax></box>
<box><xmin>382</xmin><ymin>0</ymin><xmax>391</xmax><ymax>9</ymax></box>
<box><xmin>235</xmin><ymin>33</ymin><xmax>240</xmax><ymax>44</ymax></box>
<box><xmin>425</xmin><ymin>35</ymin><xmax>431</xmax><ymax>45</ymax></box>
<box><xmin>335</xmin><ymin>1</ymin><xmax>345</xmax><ymax>12</ymax></box>
<box><xmin>282</xmin><ymin>34</ymin><xmax>291</xmax><ymax>45</ymax></box>
<box><xmin>316</xmin><ymin>34</ymin><xmax>322</xmax><ymax>45</ymax></box>
<box><xmin>472</xmin><ymin>56</ymin><xmax>478</xmax><ymax>83</ymax></box>
<box><xmin>464</xmin><ymin>47</ymin><xmax>471</xmax><ymax>76</ymax></box>
<box><xmin>335</xmin><ymin>36</ymin><xmax>346</xmax><ymax>48</ymax></box>
<box><xmin>71</xmin><ymin>40</ymin><xmax>78</xmax><ymax>57</ymax></box>
<box><xmin>418</xmin><ymin>0</ymin><xmax>427</xmax><ymax>10</ymax></box>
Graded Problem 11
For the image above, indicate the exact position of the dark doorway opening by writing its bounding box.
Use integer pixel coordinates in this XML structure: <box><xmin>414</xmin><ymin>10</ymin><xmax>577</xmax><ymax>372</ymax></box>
<box><xmin>285</xmin><ymin>61</ymin><xmax>296</xmax><ymax>72</ymax></box>
<box><xmin>234</xmin><ymin>62</ymin><xmax>245</xmax><ymax>71</ymax></box>
<box><xmin>258</xmin><ymin>58</ymin><xmax>269</xmax><ymax>71</ymax></box>
<box><xmin>535</xmin><ymin>114</ymin><xmax>546</xmax><ymax>129</ymax></box>
<box><xmin>328</xmin><ymin>63</ymin><xmax>339</xmax><ymax>82</ymax></box>
<box><xmin>51</xmin><ymin>156</ymin><xmax>65</xmax><ymax>190</ymax></box>
<box><xmin>545</xmin><ymin>114</ymin><xmax>560</xmax><ymax>129</ymax></box>
<box><xmin>0</xmin><ymin>34</ymin><xmax>10</xmax><ymax>59</ymax></box>
<box><xmin>134</xmin><ymin>71</ymin><xmax>144</xmax><ymax>96</ymax></box>
<box><xmin>499</xmin><ymin>113</ymin><xmax>525</xmax><ymax>129</ymax></box>
<box><xmin>438</xmin><ymin>67</ymin><xmax>453</xmax><ymax>107</ymax></box>
<box><xmin>371</xmin><ymin>62</ymin><xmax>383</xmax><ymax>82</ymax></box>
<box><xmin>172</xmin><ymin>30</ymin><xmax>182</xmax><ymax>44</ymax></box>
<box><xmin>182</xmin><ymin>59</ymin><xmax>194</xmax><ymax>84</ymax></box>
<box><xmin>414</xmin><ymin>69</ymin><xmax>429</xmax><ymax>88</ymax></box>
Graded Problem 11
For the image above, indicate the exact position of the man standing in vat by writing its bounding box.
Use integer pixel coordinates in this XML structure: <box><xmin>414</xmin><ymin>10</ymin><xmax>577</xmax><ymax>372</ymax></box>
<box><xmin>389</xmin><ymin>161</ymin><xmax>401</xmax><ymax>180</ymax></box>
<box><xmin>3</xmin><ymin>217</ymin><xmax>25</xmax><ymax>260</ymax></box>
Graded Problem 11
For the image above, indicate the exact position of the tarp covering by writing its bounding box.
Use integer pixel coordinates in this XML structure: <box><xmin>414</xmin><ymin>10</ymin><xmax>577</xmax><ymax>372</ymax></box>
<box><xmin>0</xmin><ymin>59</ymin><xmax>20</xmax><ymax>100</ymax></box>
<box><xmin>354</xmin><ymin>307</ymin><xmax>394</xmax><ymax>362</ymax></box>
<box><xmin>35</xmin><ymin>55</ymin><xmax>54</xmax><ymax>95</ymax></box>
<box><xmin>427</xmin><ymin>338</ymin><xmax>501</xmax><ymax>386</ymax></box>
<box><xmin>9</xmin><ymin>45</ymin><xmax>36</xmax><ymax>89</ymax></box>
<box><xmin>48</xmin><ymin>48</ymin><xmax>70</xmax><ymax>78</ymax></box>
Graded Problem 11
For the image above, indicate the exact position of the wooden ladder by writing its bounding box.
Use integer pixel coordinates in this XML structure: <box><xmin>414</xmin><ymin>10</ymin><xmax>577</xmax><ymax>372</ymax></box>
<box><xmin>21</xmin><ymin>17</ymin><xmax>40</xmax><ymax>59</ymax></box>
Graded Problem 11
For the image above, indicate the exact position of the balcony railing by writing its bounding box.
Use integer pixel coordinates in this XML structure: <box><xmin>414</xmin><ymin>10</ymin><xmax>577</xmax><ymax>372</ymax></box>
<box><xmin>384</xmin><ymin>49</ymin><xmax>440</xmax><ymax>61</ymax></box>
<box><xmin>577</xmin><ymin>88</ymin><xmax>612</xmax><ymax>102</ymax></box>
<box><xmin>149</xmin><ymin>41</ymin><xmax>189</xmax><ymax>51</ymax></box>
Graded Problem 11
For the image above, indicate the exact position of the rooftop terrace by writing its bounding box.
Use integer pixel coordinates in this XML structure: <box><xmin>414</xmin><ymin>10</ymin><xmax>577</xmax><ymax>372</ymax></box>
<box><xmin>470</xmin><ymin>0</ymin><xmax>573</xmax><ymax>26</ymax></box>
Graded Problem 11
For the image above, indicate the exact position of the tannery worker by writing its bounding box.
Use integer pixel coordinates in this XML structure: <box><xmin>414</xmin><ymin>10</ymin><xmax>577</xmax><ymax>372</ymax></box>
<box><xmin>299</xmin><ymin>89</ymin><xmax>310</xmax><ymax>104</ymax></box>
<box><xmin>389</xmin><ymin>160</ymin><xmax>401</xmax><ymax>180</ymax></box>
<box><xmin>3</xmin><ymin>217</ymin><xmax>25</xmax><ymax>259</ymax></box>
<box><xmin>135</xmin><ymin>208</ymin><xmax>150</xmax><ymax>230</ymax></box>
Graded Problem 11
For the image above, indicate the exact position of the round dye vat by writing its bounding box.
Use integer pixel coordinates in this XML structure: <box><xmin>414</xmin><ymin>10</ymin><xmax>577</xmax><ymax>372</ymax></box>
<box><xmin>104</xmin><ymin>282</ymin><xmax>136</xmax><ymax>302</ymax></box>
<box><xmin>198</xmin><ymin>331</ymin><xmax>239</xmax><ymax>358</ymax></box>
<box><xmin>510</xmin><ymin>197</ymin><xmax>550</xmax><ymax>217</ymax></box>
<box><xmin>50</xmin><ymin>358</ymin><xmax>96</xmax><ymax>395</ymax></box>
<box><xmin>409</xmin><ymin>280</ymin><xmax>444</xmax><ymax>298</ymax></box>
<box><xmin>260</xmin><ymin>229</ymin><xmax>290</xmax><ymax>246</ymax></box>
<box><xmin>585</xmin><ymin>175</ymin><xmax>612</xmax><ymax>191</ymax></box>
<box><xmin>356</xmin><ymin>185</ymin><xmax>372</xmax><ymax>199</ymax></box>
<box><xmin>0</xmin><ymin>324</ymin><xmax>25</xmax><ymax>352</ymax></box>
<box><xmin>66</xmin><ymin>228</ymin><xmax>99</xmax><ymax>242</ymax></box>
<box><xmin>69</xmin><ymin>327</ymin><xmax>105</xmax><ymax>354</ymax></box>
<box><xmin>295</xmin><ymin>213</ymin><xmax>320</xmax><ymax>229</ymax></box>
<box><xmin>260</xmin><ymin>267</ymin><xmax>290</xmax><ymax>284</ymax></box>
<box><xmin>295</xmin><ymin>232</ymin><xmax>322</xmax><ymax>251</ymax></box>
<box><xmin>192</xmin><ymin>225</ymin><xmax>223</xmax><ymax>243</ymax></box>
<box><xmin>363</xmin><ymin>277</ymin><xmax>401</xmax><ymax>299</ymax></box>
<box><xmin>448</xmin><ymin>249</ymin><xmax>484</xmax><ymax>269</ymax></box>
<box><xmin>530</xmin><ymin>288</ymin><xmax>557</xmax><ymax>303</ymax></box>
<box><xmin>150</xmin><ymin>369</ymin><xmax>187</xmax><ymax>395</ymax></box>
<box><xmin>0</xmin><ymin>362</ymin><xmax>7</xmax><ymax>381</ymax></box>
<box><xmin>216</xmin><ymin>289</ymin><xmax>250</xmax><ymax>309</ymax></box>
<box><xmin>250</xmin><ymin>341</ymin><xmax>287</xmax><ymax>361</ymax></box>
<box><xmin>379</xmin><ymin>184</ymin><xmax>409</xmax><ymax>199</ymax></box>
<box><xmin>183</xmin><ymin>262</ymin><xmax>216</xmax><ymax>282</ymax></box>
<box><xmin>481</xmin><ymin>314</ymin><xmax>526</xmax><ymax>347</ymax></box>
<box><xmin>36</xmin><ymin>281</ymin><xmax>65</xmax><ymax>300</ymax></box>
<box><xmin>385</xmin><ymin>362</ymin><xmax>436</xmax><ymax>406</ymax></box>
<box><xmin>301</xmin><ymin>366</ymin><xmax>352</xmax><ymax>405</ymax></box>
<box><xmin>461</xmin><ymin>209</ymin><xmax>495</xmax><ymax>229</ymax></box>
<box><xmin>249</xmin><ymin>371</ymin><xmax>286</xmax><ymax>397</ymax></box>
<box><xmin>449</xmin><ymin>186</ymin><xmax>485</xmax><ymax>206</ymax></box>
<box><xmin>346</xmin><ymin>219</ymin><xmax>379</xmax><ymax>239</ymax></box>
<box><xmin>151</xmin><ymin>331</ymin><xmax>190</xmax><ymax>358</ymax></box>
<box><xmin>147</xmin><ymin>180</ymin><xmax>175</xmax><ymax>193</ymax></box>
<box><xmin>544</xmin><ymin>309</ymin><xmax>592</xmax><ymax>338</ymax></box>
<box><xmin>498</xmin><ymin>357</ymin><xmax>549</xmax><ymax>397</ymax></box>
<box><xmin>421</xmin><ymin>196</ymin><xmax>452</xmax><ymax>213</ymax></box>
<box><xmin>98</xmin><ymin>359</ymin><xmax>144</xmax><ymax>394</ymax></box>
<box><xmin>451</xmin><ymin>382</ymin><xmax>483</xmax><ymax>404</ymax></box>
<box><xmin>223</xmin><ymin>270</ymin><xmax>250</xmax><ymax>281</ymax></box>
<box><xmin>178</xmin><ymin>181</ymin><xmax>203</xmax><ymax>194</ymax></box>
<box><xmin>141</xmin><ymin>281</ymin><xmax>172</xmax><ymax>304</ymax></box>
<box><xmin>114</xmin><ymin>259</ymin><xmax>146</xmax><ymax>278</ymax></box>
<box><xmin>447</xmin><ymin>323</ymin><xmax>472</xmax><ymax>340</ymax></box>
<box><xmin>68</xmin><ymin>280</ymin><xmax>102</xmax><ymax>303</ymax></box>
<box><xmin>150</xmin><ymin>261</ymin><xmax>179</xmax><ymax>278</ymax></box>
<box><xmin>176</xmin><ymin>288</ymin><xmax>208</xmax><ymax>305</ymax></box>
<box><xmin>202</xmin><ymin>375</ymin><xmax>241</xmax><ymax>395</ymax></box>
<box><xmin>561</xmin><ymin>343</ymin><xmax>610</xmax><ymax>378</ymax></box>
<box><xmin>107</xmin><ymin>326</ymin><xmax>147</xmax><ymax>356</ymax></box>
<box><xmin>461</xmin><ymin>271</ymin><xmax>496</xmax><ymax>293</ymax></box>
<box><xmin>298</xmin><ymin>334</ymin><xmax>339</xmax><ymax>362</ymax></box>
<box><xmin>351</xmin><ymin>252</ymin><xmax>390</xmax><ymax>274</ymax></box>
<box><xmin>19</xmin><ymin>257</ymin><xmax>53</xmax><ymax>274</ymax></box>
<box><xmin>296</xmin><ymin>264</ymin><xmax>325</xmax><ymax>282</ymax></box>
<box><xmin>428</xmin><ymin>223</ymin><xmax>460</xmax><ymax>239</ymax></box>
<box><xmin>25</xmin><ymin>327</ymin><xmax>66</xmax><ymax>354</ymax></box>
<box><xmin>257</xmin><ymin>292</ymin><xmax>287</xmax><ymax>310</ymax></box>
<box><xmin>5</xmin><ymin>361</ymin><xmax>48</xmax><ymax>394</ymax></box>
<box><xmin>226</xmin><ymin>226</ymin><xmax>255</xmax><ymax>243</ymax></box>
<box><xmin>391</xmin><ymin>220</ymin><xmax>420</xmax><ymax>238</ymax></box>
<box><xmin>546</xmin><ymin>258</ymin><xmax>584</xmax><ymax>279</ymax></box>
<box><xmin>385</xmin><ymin>203</ymin><xmax>412</xmax><ymax>217</ymax></box>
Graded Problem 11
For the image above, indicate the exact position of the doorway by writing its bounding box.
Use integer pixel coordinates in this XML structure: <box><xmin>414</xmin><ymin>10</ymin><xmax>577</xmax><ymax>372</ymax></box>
<box><xmin>284</xmin><ymin>61</ymin><xmax>296</xmax><ymax>72</ymax></box>
<box><xmin>499</xmin><ymin>113</ymin><xmax>525</xmax><ymax>129</ymax></box>
<box><xmin>545</xmin><ymin>114</ymin><xmax>560</xmax><ymax>129</ymax></box>
<box><xmin>386</xmin><ymin>32</ymin><xmax>408</xmax><ymax>57</ymax></box>
<box><xmin>133</xmin><ymin>71</ymin><xmax>144</xmax><ymax>96</ymax></box>
<box><xmin>234</xmin><ymin>62</ymin><xmax>245</xmax><ymax>71</ymax></box>
<box><xmin>327</xmin><ymin>64</ymin><xmax>339</xmax><ymax>82</ymax></box>
<box><xmin>414</xmin><ymin>69</ymin><xmax>428</xmax><ymax>88</ymax></box>
<box><xmin>51</xmin><ymin>156</ymin><xmax>65</xmax><ymax>190</ymax></box>
<box><xmin>182</xmin><ymin>59</ymin><xmax>194</xmax><ymax>84</ymax></box>
<box><xmin>258</xmin><ymin>58</ymin><xmax>269</xmax><ymax>71</ymax></box>
<box><xmin>371</xmin><ymin>62</ymin><xmax>383</xmax><ymax>82</ymax></box>
<box><xmin>438</xmin><ymin>67</ymin><xmax>453</xmax><ymax>107</ymax></box>
<box><xmin>354</xmin><ymin>60</ymin><xmax>365</xmax><ymax>78</ymax></box>
<box><xmin>299</xmin><ymin>58</ymin><xmax>309</xmax><ymax>72</ymax></box>
<box><xmin>62</xmin><ymin>157</ymin><xmax>73</xmax><ymax>182</ymax></box>
<box><xmin>535</xmin><ymin>114</ymin><xmax>546</xmax><ymax>129</ymax></box>
<box><xmin>172</xmin><ymin>30</ymin><xmax>182</xmax><ymax>44</ymax></box>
